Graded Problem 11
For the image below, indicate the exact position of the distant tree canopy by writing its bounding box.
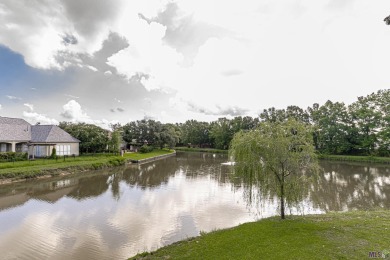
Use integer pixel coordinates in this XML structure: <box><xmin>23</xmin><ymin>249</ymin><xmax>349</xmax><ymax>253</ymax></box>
<box><xmin>58</xmin><ymin>89</ymin><xmax>390</xmax><ymax>156</ymax></box>
<box><xmin>385</xmin><ymin>15</ymin><xmax>390</xmax><ymax>25</ymax></box>
<box><xmin>59</xmin><ymin>122</ymin><xmax>109</xmax><ymax>153</ymax></box>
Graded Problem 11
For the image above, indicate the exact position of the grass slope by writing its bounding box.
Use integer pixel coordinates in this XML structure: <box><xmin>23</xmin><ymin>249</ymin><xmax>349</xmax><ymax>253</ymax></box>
<box><xmin>130</xmin><ymin>210</ymin><xmax>390</xmax><ymax>260</ymax></box>
<box><xmin>0</xmin><ymin>149</ymin><xmax>174</xmax><ymax>180</ymax></box>
<box><xmin>126</xmin><ymin>149</ymin><xmax>175</xmax><ymax>161</ymax></box>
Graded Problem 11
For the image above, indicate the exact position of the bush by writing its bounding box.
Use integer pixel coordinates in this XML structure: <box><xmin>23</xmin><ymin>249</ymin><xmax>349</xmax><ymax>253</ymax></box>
<box><xmin>50</xmin><ymin>147</ymin><xmax>57</xmax><ymax>159</ymax></box>
<box><xmin>108</xmin><ymin>157</ymin><xmax>126</xmax><ymax>166</ymax></box>
<box><xmin>0</xmin><ymin>152</ymin><xmax>28</xmax><ymax>162</ymax></box>
<box><xmin>139</xmin><ymin>145</ymin><xmax>154</xmax><ymax>153</ymax></box>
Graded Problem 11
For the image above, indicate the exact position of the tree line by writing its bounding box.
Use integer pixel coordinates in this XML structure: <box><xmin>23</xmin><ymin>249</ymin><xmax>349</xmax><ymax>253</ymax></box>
<box><xmin>59</xmin><ymin>89</ymin><xmax>390</xmax><ymax>156</ymax></box>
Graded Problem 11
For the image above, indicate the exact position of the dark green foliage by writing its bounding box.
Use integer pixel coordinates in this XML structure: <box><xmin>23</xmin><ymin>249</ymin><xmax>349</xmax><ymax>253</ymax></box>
<box><xmin>0</xmin><ymin>152</ymin><xmax>28</xmax><ymax>162</ymax></box>
<box><xmin>385</xmin><ymin>15</ymin><xmax>390</xmax><ymax>25</ymax></box>
<box><xmin>50</xmin><ymin>147</ymin><xmax>56</xmax><ymax>159</ymax></box>
<box><xmin>58</xmin><ymin>122</ymin><xmax>109</xmax><ymax>153</ymax></box>
<box><xmin>139</xmin><ymin>145</ymin><xmax>154</xmax><ymax>153</ymax></box>
<box><xmin>180</xmin><ymin>120</ymin><xmax>212</xmax><ymax>147</ymax></box>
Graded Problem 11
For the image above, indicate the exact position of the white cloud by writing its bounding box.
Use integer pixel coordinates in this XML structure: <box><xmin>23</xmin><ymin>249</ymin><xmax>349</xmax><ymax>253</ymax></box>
<box><xmin>61</xmin><ymin>100</ymin><xmax>91</xmax><ymax>122</ymax></box>
<box><xmin>106</xmin><ymin>0</ymin><xmax>390</xmax><ymax>117</ymax></box>
<box><xmin>1</xmin><ymin>0</ymin><xmax>390</xmax><ymax>123</ymax></box>
<box><xmin>23</xmin><ymin>103</ymin><xmax>34</xmax><ymax>111</ymax></box>
<box><xmin>64</xmin><ymin>94</ymin><xmax>80</xmax><ymax>99</ymax></box>
<box><xmin>0</xmin><ymin>104</ymin><xmax>2</xmax><ymax>110</ymax></box>
<box><xmin>86</xmin><ymin>65</ymin><xmax>98</xmax><ymax>72</ymax></box>
<box><xmin>6</xmin><ymin>95</ymin><xmax>21</xmax><ymax>100</ymax></box>
<box><xmin>23</xmin><ymin>111</ymin><xmax>59</xmax><ymax>125</ymax></box>
<box><xmin>61</xmin><ymin>100</ymin><xmax>118</xmax><ymax>129</ymax></box>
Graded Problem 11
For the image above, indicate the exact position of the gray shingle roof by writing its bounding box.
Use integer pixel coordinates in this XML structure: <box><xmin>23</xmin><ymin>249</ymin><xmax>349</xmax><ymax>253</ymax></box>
<box><xmin>0</xmin><ymin>117</ymin><xmax>79</xmax><ymax>143</ymax></box>
<box><xmin>0</xmin><ymin>117</ymin><xmax>31</xmax><ymax>141</ymax></box>
<box><xmin>31</xmin><ymin>125</ymin><xmax>80</xmax><ymax>143</ymax></box>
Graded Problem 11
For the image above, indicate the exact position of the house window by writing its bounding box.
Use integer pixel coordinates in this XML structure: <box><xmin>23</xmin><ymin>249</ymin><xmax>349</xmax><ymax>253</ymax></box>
<box><xmin>56</xmin><ymin>145</ymin><xmax>71</xmax><ymax>156</ymax></box>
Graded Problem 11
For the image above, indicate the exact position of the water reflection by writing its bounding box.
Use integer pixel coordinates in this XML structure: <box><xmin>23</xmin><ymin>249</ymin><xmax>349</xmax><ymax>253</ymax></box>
<box><xmin>311</xmin><ymin>161</ymin><xmax>390</xmax><ymax>211</ymax></box>
<box><xmin>0</xmin><ymin>153</ymin><xmax>389</xmax><ymax>259</ymax></box>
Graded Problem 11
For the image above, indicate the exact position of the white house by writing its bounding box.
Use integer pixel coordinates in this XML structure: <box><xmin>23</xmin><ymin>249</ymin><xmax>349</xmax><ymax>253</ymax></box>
<box><xmin>0</xmin><ymin>117</ymin><xmax>80</xmax><ymax>157</ymax></box>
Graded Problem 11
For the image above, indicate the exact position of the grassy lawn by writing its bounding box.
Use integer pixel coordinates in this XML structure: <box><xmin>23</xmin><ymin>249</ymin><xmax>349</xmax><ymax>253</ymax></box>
<box><xmin>175</xmin><ymin>147</ymin><xmax>228</xmax><ymax>154</ymax></box>
<box><xmin>130</xmin><ymin>210</ymin><xmax>390</xmax><ymax>260</ymax></box>
<box><xmin>318</xmin><ymin>154</ymin><xmax>390</xmax><ymax>164</ymax></box>
<box><xmin>126</xmin><ymin>149</ymin><xmax>175</xmax><ymax>161</ymax></box>
<box><xmin>0</xmin><ymin>149</ymin><xmax>175</xmax><ymax>180</ymax></box>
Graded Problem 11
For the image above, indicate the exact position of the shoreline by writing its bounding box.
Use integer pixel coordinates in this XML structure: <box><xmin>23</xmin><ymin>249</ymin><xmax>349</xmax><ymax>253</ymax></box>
<box><xmin>175</xmin><ymin>147</ymin><xmax>390</xmax><ymax>164</ymax></box>
<box><xmin>0</xmin><ymin>150</ymin><xmax>176</xmax><ymax>185</ymax></box>
<box><xmin>129</xmin><ymin>210</ymin><xmax>390</xmax><ymax>259</ymax></box>
<box><xmin>318</xmin><ymin>154</ymin><xmax>390</xmax><ymax>164</ymax></box>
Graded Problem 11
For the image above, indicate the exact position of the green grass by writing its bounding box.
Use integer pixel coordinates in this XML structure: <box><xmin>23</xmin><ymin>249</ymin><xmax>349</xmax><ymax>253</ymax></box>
<box><xmin>0</xmin><ymin>149</ymin><xmax>175</xmax><ymax>180</ymax></box>
<box><xmin>175</xmin><ymin>147</ymin><xmax>228</xmax><ymax>153</ymax></box>
<box><xmin>130</xmin><ymin>210</ymin><xmax>390</xmax><ymax>260</ymax></box>
<box><xmin>126</xmin><ymin>149</ymin><xmax>175</xmax><ymax>161</ymax></box>
<box><xmin>318</xmin><ymin>154</ymin><xmax>390</xmax><ymax>164</ymax></box>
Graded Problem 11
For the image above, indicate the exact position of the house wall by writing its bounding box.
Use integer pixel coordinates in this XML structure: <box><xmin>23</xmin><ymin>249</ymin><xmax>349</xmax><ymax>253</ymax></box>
<box><xmin>56</xmin><ymin>143</ymin><xmax>79</xmax><ymax>156</ymax></box>
<box><xmin>0</xmin><ymin>142</ymin><xmax>28</xmax><ymax>153</ymax></box>
<box><xmin>28</xmin><ymin>143</ymin><xmax>79</xmax><ymax>158</ymax></box>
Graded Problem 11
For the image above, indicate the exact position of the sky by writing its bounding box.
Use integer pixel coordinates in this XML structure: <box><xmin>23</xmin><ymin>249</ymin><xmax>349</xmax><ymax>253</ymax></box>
<box><xmin>0</xmin><ymin>0</ymin><xmax>390</xmax><ymax>128</ymax></box>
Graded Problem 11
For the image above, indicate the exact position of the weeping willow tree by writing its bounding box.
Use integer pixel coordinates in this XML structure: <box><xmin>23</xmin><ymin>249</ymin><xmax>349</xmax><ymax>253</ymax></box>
<box><xmin>229</xmin><ymin>119</ymin><xmax>319</xmax><ymax>219</ymax></box>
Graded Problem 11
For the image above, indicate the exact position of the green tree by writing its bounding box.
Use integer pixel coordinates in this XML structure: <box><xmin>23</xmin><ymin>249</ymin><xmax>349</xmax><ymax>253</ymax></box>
<box><xmin>230</xmin><ymin>119</ymin><xmax>319</xmax><ymax>219</ymax></box>
<box><xmin>385</xmin><ymin>15</ymin><xmax>390</xmax><ymax>25</ymax></box>
<box><xmin>210</xmin><ymin>118</ymin><xmax>233</xmax><ymax>149</ymax></box>
<box><xmin>349</xmin><ymin>95</ymin><xmax>381</xmax><ymax>155</ymax></box>
<box><xmin>315</xmin><ymin>101</ymin><xmax>351</xmax><ymax>154</ymax></box>
<box><xmin>181</xmin><ymin>120</ymin><xmax>211</xmax><ymax>147</ymax></box>
<box><xmin>59</xmin><ymin>122</ymin><xmax>109</xmax><ymax>153</ymax></box>
<box><xmin>158</xmin><ymin>123</ymin><xmax>180</xmax><ymax>149</ymax></box>
<box><xmin>374</xmin><ymin>89</ymin><xmax>390</xmax><ymax>155</ymax></box>
<box><xmin>108</xmin><ymin>130</ymin><xmax>122</xmax><ymax>154</ymax></box>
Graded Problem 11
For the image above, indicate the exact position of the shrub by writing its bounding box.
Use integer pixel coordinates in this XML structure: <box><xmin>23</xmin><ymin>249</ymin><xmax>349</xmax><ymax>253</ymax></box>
<box><xmin>139</xmin><ymin>145</ymin><xmax>154</xmax><ymax>153</ymax></box>
<box><xmin>50</xmin><ymin>148</ymin><xmax>57</xmax><ymax>159</ymax></box>
<box><xmin>108</xmin><ymin>157</ymin><xmax>126</xmax><ymax>166</ymax></box>
<box><xmin>0</xmin><ymin>152</ymin><xmax>28</xmax><ymax>162</ymax></box>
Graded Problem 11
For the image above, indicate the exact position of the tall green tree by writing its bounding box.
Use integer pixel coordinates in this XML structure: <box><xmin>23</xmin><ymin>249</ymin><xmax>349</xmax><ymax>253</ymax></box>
<box><xmin>315</xmin><ymin>101</ymin><xmax>351</xmax><ymax>154</ymax></box>
<box><xmin>158</xmin><ymin>123</ymin><xmax>180</xmax><ymax>149</ymax></box>
<box><xmin>230</xmin><ymin>119</ymin><xmax>319</xmax><ymax>219</ymax></box>
<box><xmin>210</xmin><ymin>118</ymin><xmax>233</xmax><ymax>149</ymax></box>
<box><xmin>181</xmin><ymin>120</ymin><xmax>211</xmax><ymax>147</ymax></box>
<box><xmin>374</xmin><ymin>89</ymin><xmax>390</xmax><ymax>155</ymax></box>
<box><xmin>59</xmin><ymin>122</ymin><xmax>109</xmax><ymax>153</ymax></box>
<box><xmin>349</xmin><ymin>95</ymin><xmax>381</xmax><ymax>155</ymax></box>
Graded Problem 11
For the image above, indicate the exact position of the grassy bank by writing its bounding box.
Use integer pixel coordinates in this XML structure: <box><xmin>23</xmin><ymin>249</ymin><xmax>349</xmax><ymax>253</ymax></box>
<box><xmin>130</xmin><ymin>210</ymin><xmax>390</xmax><ymax>260</ymax></box>
<box><xmin>126</xmin><ymin>149</ymin><xmax>175</xmax><ymax>161</ymax></box>
<box><xmin>175</xmin><ymin>147</ymin><xmax>228</xmax><ymax>154</ymax></box>
<box><xmin>318</xmin><ymin>154</ymin><xmax>390</xmax><ymax>164</ymax></box>
<box><xmin>0</xmin><ymin>149</ymin><xmax>174</xmax><ymax>181</ymax></box>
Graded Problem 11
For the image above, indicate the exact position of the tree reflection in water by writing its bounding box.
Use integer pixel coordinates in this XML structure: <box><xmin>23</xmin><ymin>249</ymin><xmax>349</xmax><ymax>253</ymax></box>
<box><xmin>0</xmin><ymin>154</ymin><xmax>389</xmax><ymax>214</ymax></box>
<box><xmin>310</xmin><ymin>161</ymin><xmax>390</xmax><ymax>212</ymax></box>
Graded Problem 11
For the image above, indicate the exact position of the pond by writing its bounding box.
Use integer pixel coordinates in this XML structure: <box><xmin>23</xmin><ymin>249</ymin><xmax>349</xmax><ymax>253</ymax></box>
<box><xmin>0</xmin><ymin>152</ymin><xmax>389</xmax><ymax>259</ymax></box>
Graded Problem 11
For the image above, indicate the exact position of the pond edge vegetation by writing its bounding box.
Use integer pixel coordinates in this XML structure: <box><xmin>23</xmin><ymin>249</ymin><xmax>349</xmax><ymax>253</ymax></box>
<box><xmin>0</xmin><ymin>149</ymin><xmax>175</xmax><ymax>184</ymax></box>
<box><xmin>129</xmin><ymin>210</ymin><xmax>390</xmax><ymax>260</ymax></box>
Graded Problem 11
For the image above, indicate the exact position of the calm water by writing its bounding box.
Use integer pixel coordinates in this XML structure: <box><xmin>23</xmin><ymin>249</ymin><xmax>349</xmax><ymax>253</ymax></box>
<box><xmin>0</xmin><ymin>152</ymin><xmax>389</xmax><ymax>259</ymax></box>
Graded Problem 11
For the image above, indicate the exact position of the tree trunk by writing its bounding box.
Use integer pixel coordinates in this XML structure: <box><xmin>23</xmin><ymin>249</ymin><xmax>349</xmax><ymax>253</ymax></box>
<box><xmin>280</xmin><ymin>174</ymin><xmax>285</xmax><ymax>219</ymax></box>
